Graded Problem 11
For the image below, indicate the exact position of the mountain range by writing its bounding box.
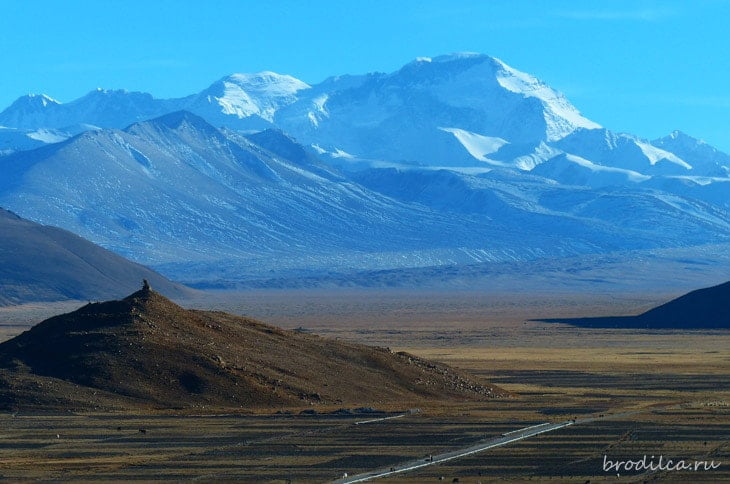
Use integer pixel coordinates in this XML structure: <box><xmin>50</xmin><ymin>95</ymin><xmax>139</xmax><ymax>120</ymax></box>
<box><xmin>1</xmin><ymin>53</ymin><xmax>728</xmax><ymax>289</ymax></box>
<box><xmin>4</xmin><ymin>54</ymin><xmax>728</xmax><ymax>179</ymax></box>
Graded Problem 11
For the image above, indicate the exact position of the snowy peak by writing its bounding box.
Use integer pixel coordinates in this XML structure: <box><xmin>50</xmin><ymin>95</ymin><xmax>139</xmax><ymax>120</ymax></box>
<box><xmin>399</xmin><ymin>52</ymin><xmax>496</xmax><ymax>73</ymax></box>
<box><xmin>192</xmin><ymin>71</ymin><xmax>310</xmax><ymax>121</ymax></box>
<box><xmin>394</xmin><ymin>52</ymin><xmax>599</xmax><ymax>140</ymax></box>
<box><xmin>77</xmin><ymin>87</ymin><xmax>152</xmax><ymax>100</ymax></box>
<box><xmin>654</xmin><ymin>130</ymin><xmax>711</xmax><ymax>151</ymax></box>
<box><xmin>432</xmin><ymin>52</ymin><xmax>484</xmax><ymax>62</ymax></box>
<box><xmin>0</xmin><ymin>88</ymin><xmax>170</xmax><ymax>132</ymax></box>
<box><xmin>665</xmin><ymin>130</ymin><xmax>703</xmax><ymax>143</ymax></box>
<box><xmin>396</xmin><ymin>52</ymin><xmax>488</xmax><ymax>75</ymax></box>
<box><xmin>268</xmin><ymin>52</ymin><xmax>606</xmax><ymax>167</ymax></box>
<box><xmin>0</xmin><ymin>94</ymin><xmax>62</xmax><ymax>130</ymax></box>
<box><xmin>1</xmin><ymin>53</ymin><xmax>727</xmax><ymax>184</ymax></box>
<box><xmin>224</xmin><ymin>71</ymin><xmax>310</xmax><ymax>93</ymax></box>
<box><xmin>491</xmin><ymin>57</ymin><xmax>601</xmax><ymax>140</ymax></box>
<box><xmin>554</xmin><ymin>128</ymin><xmax>693</xmax><ymax>176</ymax></box>
<box><xmin>8</xmin><ymin>93</ymin><xmax>60</xmax><ymax>109</ymax></box>
<box><xmin>653</xmin><ymin>130</ymin><xmax>730</xmax><ymax>177</ymax></box>
<box><xmin>70</xmin><ymin>88</ymin><xmax>160</xmax><ymax>110</ymax></box>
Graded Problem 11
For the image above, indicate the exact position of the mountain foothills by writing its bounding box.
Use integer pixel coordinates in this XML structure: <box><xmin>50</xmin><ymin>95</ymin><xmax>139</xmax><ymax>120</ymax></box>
<box><xmin>0</xmin><ymin>208</ymin><xmax>187</xmax><ymax>305</ymax></box>
<box><xmin>0</xmin><ymin>53</ymin><xmax>728</xmax><ymax>288</ymax></box>
<box><xmin>0</xmin><ymin>286</ymin><xmax>504</xmax><ymax>410</ymax></box>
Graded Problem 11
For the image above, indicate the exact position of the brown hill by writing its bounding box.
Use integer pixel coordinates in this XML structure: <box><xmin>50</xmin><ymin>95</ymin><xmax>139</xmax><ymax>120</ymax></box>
<box><xmin>0</xmin><ymin>207</ymin><xmax>190</xmax><ymax>305</ymax></box>
<box><xmin>0</xmin><ymin>284</ymin><xmax>505</xmax><ymax>411</ymax></box>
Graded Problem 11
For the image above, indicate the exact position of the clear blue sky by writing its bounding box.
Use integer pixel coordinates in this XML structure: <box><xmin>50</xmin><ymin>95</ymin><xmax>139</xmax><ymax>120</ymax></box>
<box><xmin>2</xmin><ymin>0</ymin><xmax>729</xmax><ymax>150</ymax></box>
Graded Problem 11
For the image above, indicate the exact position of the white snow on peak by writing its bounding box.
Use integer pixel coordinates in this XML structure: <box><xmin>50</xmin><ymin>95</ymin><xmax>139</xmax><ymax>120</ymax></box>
<box><xmin>439</xmin><ymin>127</ymin><xmax>509</xmax><ymax>162</ymax></box>
<box><xmin>668</xmin><ymin>129</ymin><xmax>708</xmax><ymax>146</ymax></box>
<box><xmin>224</xmin><ymin>72</ymin><xmax>310</xmax><ymax>92</ymax></box>
<box><xmin>210</xmin><ymin>72</ymin><xmax>310</xmax><ymax>121</ymax></box>
<box><xmin>19</xmin><ymin>93</ymin><xmax>60</xmax><ymax>107</ymax></box>
<box><xmin>432</xmin><ymin>52</ymin><xmax>484</xmax><ymax>63</ymax></box>
<box><xmin>492</xmin><ymin>58</ymin><xmax>601</xmax><ymax>140</ymax></box>
<box><xmin>415</xmin><ymin>56</ymin><xmax>432</xmax><ymax>63</ymax></box>
<box><xmin>213</xmin><ymin>83</ymin><xmax>258</xmax><ymax>118</ymax></box>
<box><xmin>88</xmin><ymin>88</ymin><xmax>132</xmax><ymax>96</ymax></box>
<box><xmin>635</xmin><ymin>140</ymin><xmax>692</xmax><ymax>170</ymax></box>
<box><xmin>34</xmin><ymin>93</ymin><xmax>60</xmax><ymax>107</ymax></box>
<box><xmin>668</xmin><ymin>129</ymin><xmax>682</xmax><ymax>139</ymax></box>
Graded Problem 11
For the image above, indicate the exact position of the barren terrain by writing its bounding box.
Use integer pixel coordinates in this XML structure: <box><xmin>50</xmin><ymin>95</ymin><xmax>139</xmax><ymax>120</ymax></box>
<box><xmin>0</xmin><ymin>289</ymin><xmax>727</xmax><ymax>482</ymax></box>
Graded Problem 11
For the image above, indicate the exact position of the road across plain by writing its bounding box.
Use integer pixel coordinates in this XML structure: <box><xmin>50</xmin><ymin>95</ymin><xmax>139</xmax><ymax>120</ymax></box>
<box><xmin>331</xmin><ymin>420</ymin><xmax>574</xmax><ymax>483</ymax></box>
<box><xmin>331</xmin><ymin>403</ymin><xmax>691</xmax><ymax>483</ymax></box>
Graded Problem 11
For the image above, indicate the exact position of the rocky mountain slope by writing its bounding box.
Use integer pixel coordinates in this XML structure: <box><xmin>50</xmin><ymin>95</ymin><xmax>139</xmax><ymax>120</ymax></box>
<box><xmin>5</xmin><ymin>111</ymin><xmax>701</xmax><ymax>286</ymax></box>
<box><xmin>0</xmin><ymin>208</ymin><xmax>187</xmax><ymax>305</ymax></box>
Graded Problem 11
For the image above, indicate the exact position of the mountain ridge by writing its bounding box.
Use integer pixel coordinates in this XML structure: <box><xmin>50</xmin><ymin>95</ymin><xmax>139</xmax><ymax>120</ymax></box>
<box><xmin>1</xmin><ymin>110</ymin><xmax>728</xmax><ymax>286</ymax></box>
<box><xmin>2</xmin><ymin>53</ymin><xmax>727</xmax><ymax>184</ymax></box>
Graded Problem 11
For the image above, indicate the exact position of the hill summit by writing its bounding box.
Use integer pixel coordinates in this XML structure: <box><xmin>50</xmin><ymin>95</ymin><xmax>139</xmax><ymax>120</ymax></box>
<box><xmin>0</xmin><ymin>284</ymin><xmax>504</xmax><ymax>411</ymax></box>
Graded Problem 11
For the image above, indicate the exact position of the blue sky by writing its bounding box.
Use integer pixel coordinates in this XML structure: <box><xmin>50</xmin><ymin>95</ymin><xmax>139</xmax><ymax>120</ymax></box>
<box><xmin>2</xmin><ymin>0</ymin><xmax>729</xmax><ymax>150</ymax></box>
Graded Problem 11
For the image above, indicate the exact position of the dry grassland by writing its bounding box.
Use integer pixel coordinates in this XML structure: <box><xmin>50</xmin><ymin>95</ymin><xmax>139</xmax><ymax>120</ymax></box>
<box><xmin>0</xmin><ymin>290</ymin><xmax>727</xmax><ymax>482</ymax></box>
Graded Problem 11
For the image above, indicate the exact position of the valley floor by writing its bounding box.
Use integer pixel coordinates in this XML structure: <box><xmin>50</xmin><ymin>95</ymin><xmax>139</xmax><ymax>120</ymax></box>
<box><xmin>0</xmin><ymin>290</ymin><xmax>728</xmax><ymax>482</ymax></box>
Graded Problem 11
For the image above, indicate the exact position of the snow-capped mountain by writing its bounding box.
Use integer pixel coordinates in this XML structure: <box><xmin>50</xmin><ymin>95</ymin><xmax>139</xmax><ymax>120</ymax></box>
<box><xmin>0</xmin><ymin>112</ymin><xmax>554</xmax><ymax>276</ymax></box>
<box><xmin>274</xmin><ymin>53</ymin><xmax>600</xmax><ymax>167</ymax></box>
<box><xmin>1</xmin><ymin>111</ymin><xmax>728</xmax><ymax>286</ymax></box>
<box><xmin>553</xmin><ymin>128</ymin><xmax>692</xmax><ymax>176</ymax></box>
<box><xmin>181</xmin><ymin>72</ymin><xmax>309</xmax><ymax>130</ymax></box>
<box><xmin>1</xmin><ymin>53</ymin><xmax>603</xmax><ymax>166</ymax></box>
<box><xmin>1</xmin><ymin>54</ymin><xmax>728</xmax><ymax>287</ymax></box>
<box><xmin>0</xmin><ymin>94</ymin><xmax>61</xmax><ymax>130</ymax></box>
<box><xmin>0</xmin><ymin>94</ymin><xmax>60</xmax><ymax>130</ymax></box>
<box><xmin>0</xmin><ymin>89</ymin><xmax>174</xmax><ymax>131</ymax></box>
<box><xmin>3</xmin><ymin>53</ymin><xmax>727</xmax><ymax>185</ymax></box>
<box><xmin>653</xmin><ymin>130</ymin><xmax>730</xmax><ymax>177</ymax></box>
